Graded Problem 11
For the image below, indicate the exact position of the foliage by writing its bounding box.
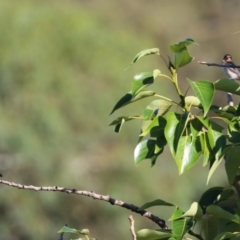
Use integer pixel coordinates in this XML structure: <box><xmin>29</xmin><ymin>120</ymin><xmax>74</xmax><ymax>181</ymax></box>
<box><xmin>110</xmin><ymin>39</ymin><xmax>240</xmax><ymax>240</ymax></box>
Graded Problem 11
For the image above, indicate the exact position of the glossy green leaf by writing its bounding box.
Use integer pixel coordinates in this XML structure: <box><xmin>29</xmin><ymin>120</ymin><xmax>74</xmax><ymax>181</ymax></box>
<box><xmin>169</xmin><ymin>39</ymin><xmax>196</xmax><ymax>53</ymax></box>
<box><xmin>206</xmin><ymin>205</ymin><xmax>240</xmax><ymax>224</ymax></box>
<box><xmin>214</xmin><ymin>106</ymin><xmax>237</xmax><ymax>120</ymax></box>
<box><xmin>225</xmin><ymin>145</ymin><xmax>240</xmax><ymax>184</ymax></box>
<box><xmin>187</xmin><ymin>79</ymin><xmax>215</xmax><ymax>117</ymax></box>
<box><xmin>215</xmin><ymin>79</ymin><xmax>240</xmax><ymax>96</ymax></box>
<box><xmin>164</xmin><ymin>112</ymin><xmax>188</xmax><ymax>158</ymax></box>
<box><xmin>139</xmin><ymin>199</ymin><xmax>175</xmax><ymax>210</ymax></box>
<box><xmin>130</xmin><ymin>48</ymin><xmax>160</xmax><ymax>65</ymax></box>
<box><xmin>110</xmin><ymin>91</ymin><xmax>155</xmax><ymax>114</ymax></box>
<box><xmin>175</xmin><ymin>135</ymin><xmax>202</xmax><ymax>174</ymax></box>
<box><xmin>199</xmin><ymin>187</ymin><xmax>224</xmax><ymax>211</ymax></box>
<box><xmin>136</xmin><ymin>229</ymin><xmax>172</xmax><ymax>240</ymax></box>
<box><xmin>134</xmin><ymin>139</ymin><xmax>156</xmax><ymax>165</ymax></box>
<box><xmin>132</xmin><ymin>72</ymin><xmax>154</xmax><ymax>95</ymax></box>
<box><xmin>173</xmin><ymin>48</ymin><xmax>193</xmax><ymax>68</ymax></box>
<box><xmin>199</xmin><ymin>133</ymin><xmax>213</xmax><ymax>166</ymax></box>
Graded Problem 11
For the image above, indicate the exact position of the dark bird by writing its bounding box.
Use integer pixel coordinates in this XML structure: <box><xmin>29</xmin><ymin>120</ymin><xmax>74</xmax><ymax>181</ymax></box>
<box><xmin>222</xmin><ymin>54</ymin><xmax>240</xmax><ymax>106</ymax></box>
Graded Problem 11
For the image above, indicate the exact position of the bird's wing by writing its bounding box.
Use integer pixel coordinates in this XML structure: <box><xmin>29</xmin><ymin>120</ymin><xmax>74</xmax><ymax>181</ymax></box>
<box><xmin>225</xmin><ymin>62</ymin><xmax>240</xmax><ymax>80</ymax></box>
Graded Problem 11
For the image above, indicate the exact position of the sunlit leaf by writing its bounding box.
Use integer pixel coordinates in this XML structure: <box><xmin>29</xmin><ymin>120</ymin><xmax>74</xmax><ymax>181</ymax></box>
<box><xmin>139</xmin><ymin>199</ymin><xmax>175</xmax><ymax>210</ymax></box>
<box><xmin>134</xmin><ymin>139</ymin><xmax>156</xmax><ymax>165</ymax></box>
<box><xmin>136</xmin><ymin>229</ymin><xmax>172</xmax><ymax>240</ymax></box>
<box><xmin>213</xmin><ymin>232</ymin><xmax>240</xmax><ymax>240</ymax></box>
<box><xmin>132</xmin><ymin>72</ymin><xmax>154</xmax><ymax>95</ymax></box>
<box><xmin>129</xmin><ymin>48</ymin><xmax>160</xmax><ymax>66</ymax></box>
<box><xmin>214</xmin><ymin>79</ymin><xmax>240</xmax><ymax>95</ymax></box>
<box><xmin>187</xmin><ymin>79</ymin><xmax>215</xmax><ymax>117</ymax></box>
<box><xmin>180</xmin><ymin>202</ymin><xmax>203</xmax><ymax>221</ymax></box>
<box><xmin>184</xmin><ymin>96</ymin><xmax>201</xmax><ymax>108</ymax></box>
<box><xmin>207</xmin><ymin>156</ymin><xmax>224</xmax><ymax>185</ymax></box>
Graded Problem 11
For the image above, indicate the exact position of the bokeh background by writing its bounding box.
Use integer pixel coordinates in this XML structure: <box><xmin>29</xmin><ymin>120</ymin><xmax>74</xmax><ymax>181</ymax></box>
<box><xmin>0</xmin><ymin>0</ymin><xmax>239</xmax><ymax>239</ymax></box>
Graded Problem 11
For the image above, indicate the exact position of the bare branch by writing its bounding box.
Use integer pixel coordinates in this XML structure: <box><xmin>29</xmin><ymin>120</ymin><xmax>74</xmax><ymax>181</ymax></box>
<box><xmin>128</xmin><ymin>215</ymin><xmax>137</xmax><ymax>240</ymax></box>
<box><xmin>198</xmin><ymin>61</ymin><xmax>240</xmax><ymax>68</ymax></box>
<box><xmin>0</xmin><ymin>179</ymin><xmax>168</xmax><ymax>229</ymax></box>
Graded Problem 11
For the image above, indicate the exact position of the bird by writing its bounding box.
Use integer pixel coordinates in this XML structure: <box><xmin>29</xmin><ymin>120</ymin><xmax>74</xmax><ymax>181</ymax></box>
<box><xmin>222</xmin><ymin>54</ymin><xmax>240</xmax><ymax>80</ymax></box>
<box><xmin>222</xmin><ymin>54</ymin><xmax>240</xmax><ymax>106</ymax></box>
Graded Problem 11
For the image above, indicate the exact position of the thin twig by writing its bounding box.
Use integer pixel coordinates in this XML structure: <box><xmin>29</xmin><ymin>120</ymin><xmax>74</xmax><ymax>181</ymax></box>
<box><xmin>0</xmin><ymin>179</ymin><xmax>168</xmax><ymax>229</ymax></box>
<box><xmin>198</xmin><ymin>61</ymin><xmax>240</xmax><ymax>68</ymax></box>
<box><xmin>128</xmin><ymin>216</ymin><xmax>137</xmax><ymax>240</ymax></box>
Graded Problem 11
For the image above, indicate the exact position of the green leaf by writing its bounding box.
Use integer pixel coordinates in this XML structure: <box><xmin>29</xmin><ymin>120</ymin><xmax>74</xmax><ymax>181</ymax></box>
<box><xmin>139</xmin><ymin>199</ymin><xmax>175</xmax><ymax>210</ymax></box>
<box><xmin>181</xmin><ymin>202</ymin><xmax>203</xmax><ymax>221</ymax></box>
<box><xmin>173</xmin><ymin>47</ymin><xmax>193</xmax><ymax>68</ymax></box>
<box><xmin>129</xmin><ymin>48</ymin><xmax>160</xmax><ymax>65</ymax></box>
<box><xmin>58</xmin><ymin>226</ymin><xmax>80</xmax><ymax>234</ymax></box>
<box><xmin>199</xmin><ymin>187</ymin><xmax>224</xmax><ymax>211</ymax></box>
<box><xmin>109</xmin><ymin>115</ymin><xmax>141</xmax><ymax>132</ymax></box>
<box><xmin>169</xmin><ymin>207</ymin><xmax>185</xmax><ymax>221</ymax></box>
<box><xmin>134</xmin><ymin>139</ymin><xmax>156</xmax><ymax>165</ymax></box>
<box><xmin>142</xmin><ymin>100</ymin><xmax>172</xmax><ymax>121</ymax></box>
<box><xmin>175</xmin><ymin>135</ymin><xmax>202</xmax><ymax>174</ymax></box>
<box><xmin>187</xmin><ymin>79</ymin><xmax>215</xmax><ymax>117</ymax></box>
<box><xmin>213</xmin><ymin>232</ymin><xmax>240</xmax><ymax>240</ymax></box>
<box><xmin>164</xmin><ymin>112</ymin><xmax>188</xmax><ymax>158</ymax></box>
<box><xmin>207</xmin><ymin>156</ymin><xmax>224</xmax><ymax>185</ymax></box>
<box><xmin>199</xmin><ymin>133</ymin><xmax>213</xmax><ymax>166</ymax></box>
<box><xmin>136</xmin><ymin>229</ymin><xmax>172</xmax><ymax>240</ymax></box>
<box><xmin>214</xmin><ymin>105</ymin><xmax>237</xmax><ymax>120</ymax></box>
<box><xmin>79</xmin><ymin>229</ymin><xmax>90</xmax><ymax>235</ymax></box>
<box><xmin>184</xmin><ymin>96</ymin><xmax>201</xmax><ymax>108</ymax></box>
<box><xmin>132</xmin><ymin>72</ymin><xmax>154</xmax><ymax>95</ymax></box>
<box><xmin>206</xmin><ymin>205</ymin><xmax>240</xmax><ymax>224</ymax></box>
<box><xmin>225</xmin><ymin>145</ymin><xmax>240</xmax><ymax>184</ymax></box>
<box><xmin>140</xmin><ymin>117</ymin><xmax>166</xmax><ymax>137</ymax></box>
<box><xmin>215</xmin><ymin>79</ymin><xmax>240</xmax><ymax>96</ymax></box>
<box><xmin>169</xmin><ymin>39</ymin><xmax>196</xmax><ymax>53</ymax></box>
<box><xmin>110</xmin><ymin>91</ymin><xmax>155</xmax><ymax>114</ymax></box>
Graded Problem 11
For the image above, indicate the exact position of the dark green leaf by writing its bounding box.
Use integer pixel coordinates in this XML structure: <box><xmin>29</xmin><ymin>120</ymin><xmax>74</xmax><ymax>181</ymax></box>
<box><xmin>213</xmin><ymin>232</ymin><xmax>239</xmax><ymax>240</ymax></box>
<box><xmin>139</xmin><ymin>199</ymin><xmax>175</xmax><ymax>210</ymax></box>
<box><xmin>140</xmin><ymin>117</ymin><xmax>166</xmax><ymax>137</ymax></box>
<box><xmin>199</xmin><ymin>187</ymin><xmax>224</xmax><ymax>211</ymax></box>
<box><xmin>225</xmin><ymin>145</ymin><xmax>240</xmax><ymax>184</ymax></box>
<box><xmin>215</xmin><ymin>79</ymin><xmax>240</xmax><ymax>96</ymax></box>
<box><xmin>136</xmin><ymin>229</ymin><xmax>172</xmax><ymax>240</ymax></box>
<box><xmin>110</xmin><ymin>92</ymin><xmax>132</xmax><ymax>115</ymax></box>
<box><xmin>187</xmin><ymin>79</ymin><xmax>215</xmax><ymax>117</ymax></box>
<box><xmin>132</xmin><ymin>72</ymin><xmax>154</xmax><ymax>95</ymax></box>
<box><xmin>110</xmin><ymin>91</ymin><xmax>155</xmax><ymax>115</ymax></box>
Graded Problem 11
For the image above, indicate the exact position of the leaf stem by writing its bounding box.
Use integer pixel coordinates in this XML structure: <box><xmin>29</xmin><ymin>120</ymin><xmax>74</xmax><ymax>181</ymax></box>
<box><xmin>154</xmin><ymin>94</ymin><xmax>178</xmax><ymax>105</ymax></box>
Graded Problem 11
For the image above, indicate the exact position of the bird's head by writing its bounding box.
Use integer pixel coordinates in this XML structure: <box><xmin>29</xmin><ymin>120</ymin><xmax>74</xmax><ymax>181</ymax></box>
<box><xmin>223</xmin><ymin>54</ymin><xmax>232</xmax><ymax>62</ymax></box>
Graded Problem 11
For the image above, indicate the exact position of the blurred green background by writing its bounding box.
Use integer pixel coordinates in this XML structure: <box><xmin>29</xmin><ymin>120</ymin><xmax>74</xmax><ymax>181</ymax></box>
<box><xmin>0</xmin><ymin>0</ymin><xmax>239</xmax><ymax>239</ymax></box>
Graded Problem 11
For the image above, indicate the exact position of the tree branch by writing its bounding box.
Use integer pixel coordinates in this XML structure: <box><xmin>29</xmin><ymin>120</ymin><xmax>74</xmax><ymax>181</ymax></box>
<box><xmin>198</xmin><ymin>61</ymin><xmax>240</xmax><ymax>68</ymax></box>
<box><xmin>128</xmin><ymin>215</ymin><xmax>137</xmax><ymax>240</ymax></box>
<box><xmin>0</xmin><ymin>179</ymin><xmax>168</xmax><ymax>229</ymax></box>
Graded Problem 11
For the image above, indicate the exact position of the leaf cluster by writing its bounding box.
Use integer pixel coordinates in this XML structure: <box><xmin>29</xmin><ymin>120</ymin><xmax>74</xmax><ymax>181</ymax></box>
<box><xmin>110</xmin><ymin>39</ymin><xmax>240</xmax><ymax>240</ymax></box>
